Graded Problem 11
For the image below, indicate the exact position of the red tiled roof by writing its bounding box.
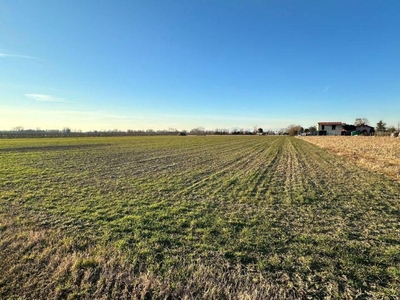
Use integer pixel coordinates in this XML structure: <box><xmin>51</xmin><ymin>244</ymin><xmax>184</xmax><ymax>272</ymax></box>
<box><xmin>318</xmin><ymin>122</ymin><xmax>342</xmax><ymax>125</ymax></box>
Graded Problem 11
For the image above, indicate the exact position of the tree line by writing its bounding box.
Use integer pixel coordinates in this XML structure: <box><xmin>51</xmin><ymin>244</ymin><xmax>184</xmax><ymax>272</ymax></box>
<box><xmin>0</xmin><ymin>126</ymin><xmax>276</xmax><ymax>138</ymax></box>
<box><xmin>375</xmin><ymin>120</ymin><xmax>398</xmax><ymax>134</ymax></box>
<box><xmin>2</xmin><ymin>118</ymin><xmax>398</xmax><ymax>138</ymax></box>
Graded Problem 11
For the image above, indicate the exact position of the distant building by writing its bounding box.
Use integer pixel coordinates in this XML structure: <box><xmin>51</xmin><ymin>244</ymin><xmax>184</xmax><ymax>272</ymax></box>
<box><xmin>317</xmin><ymin>122</ymin><xmax>343</xmax><ymax>136</ymax></box>
<box><xmin>318</xmin><ymin>122</ymin><xmax>376</xmax><ymax>136</ymax></box>
<box><xmin>342</xmin><ymin>124</ymin><xmax>375</xmax><ymax>135</ymax></box>
<box><xmin>342</xmin><ymin>124</ymin><xmax>357</xmax><ymax>135</ymax></box>
<box><xmin>356</xmin><ymin>125</ymin><xmax>375</xmax><ymax>135</ymax></box>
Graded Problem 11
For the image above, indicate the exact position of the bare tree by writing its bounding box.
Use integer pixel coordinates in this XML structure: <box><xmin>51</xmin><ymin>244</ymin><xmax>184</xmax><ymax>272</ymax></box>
<box><xmin>12</xmin><ymin>126</ymin><xmax>24</xmax><ymax>132</ymax></box>
<box><xmin>287</xmin><ymin>124</ymin><xmax>303</xmax><ymax>136</ymax></box>
<box><xmin>355</xmin><ymin>118</ymin><xmax>369</xmax><ymax>126</ymax></box>
<box><xmin>62</xmin><ymin>127</ymin><xmax>71</xmax><ymax>134</ymax></box>
<box><xmin>190</xmin><ymin>127</ymin><xmax>205</xmax><ymax>135</ymax></box>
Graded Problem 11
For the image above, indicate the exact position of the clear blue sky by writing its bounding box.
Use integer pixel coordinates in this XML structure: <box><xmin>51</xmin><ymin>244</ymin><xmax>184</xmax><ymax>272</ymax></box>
<box><xmin>1</xmin><ymin>0</ymin><xmax>399</xmax><ymax>131</ymax></box>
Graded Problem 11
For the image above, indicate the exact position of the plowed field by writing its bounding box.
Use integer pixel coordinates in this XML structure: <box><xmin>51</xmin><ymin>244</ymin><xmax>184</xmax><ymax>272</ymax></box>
<box><xmin>1</xmin><ymin>136</ymin><xmax>399</xmax><ymax>299</ymax></box>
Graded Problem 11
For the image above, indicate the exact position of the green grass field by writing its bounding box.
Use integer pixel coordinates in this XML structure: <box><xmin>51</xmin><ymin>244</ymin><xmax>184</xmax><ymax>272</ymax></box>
<box><xmin>1</xmin><ymin>136</ymin><xmax>399</xmax><ymax>299</ymax></box>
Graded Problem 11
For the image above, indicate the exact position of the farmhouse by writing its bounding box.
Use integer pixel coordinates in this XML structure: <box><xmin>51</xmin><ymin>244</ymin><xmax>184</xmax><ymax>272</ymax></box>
<box><xmin>341</xmin><ymin>124</ymin><xmax>376</xmax><ymax>135</ymax></box>
<box><xmin>318</xmin><ymin>122</ymin><xmax>376</xmax><ymax>136</ymax></box>
<box><xmin>356</xmin><ymin>124</ymin><xmax>375</xmax><ymax>135</ymax></box>
<box><xmin>317</xmin><ymin>122</ymin><xmax>343</xmax><ymax>136</ymax></box>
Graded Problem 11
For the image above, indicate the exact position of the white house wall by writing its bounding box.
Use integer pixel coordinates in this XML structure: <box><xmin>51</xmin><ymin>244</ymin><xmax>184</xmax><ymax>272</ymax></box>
<box><xmin>317</xmin><ymin>124</ymin><xmax>342</xmax><ymax>136</ymax></box>
<box><xmin>327</xmin><ymin>127</ymin><xmax>342</xmax><ymax>135</ymax></box>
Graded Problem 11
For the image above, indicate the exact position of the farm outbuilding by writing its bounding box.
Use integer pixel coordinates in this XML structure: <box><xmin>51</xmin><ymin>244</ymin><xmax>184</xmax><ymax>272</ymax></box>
<box><xmin>356</xmin><ymin>125</ymin><xmax>375</xmax><ymax>135</ymax></box>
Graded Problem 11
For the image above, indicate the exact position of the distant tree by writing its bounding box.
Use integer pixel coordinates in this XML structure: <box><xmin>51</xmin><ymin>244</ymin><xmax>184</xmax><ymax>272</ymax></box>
<box><xmin>244</xmin><ymin>130</ymin><xmax>253</xmax><ymax>135</ymax></box>
<box><xmin>214</xmin><ymin>128</ymin><xmax>229</xmax><ymax>135</ymax></box>
<box><xmin>190</xmin><ymin>127</ymin><xmax>205</xmax><ymax>135</ymax></box>
<box><xmin>308</xmin><ymin>126</ymin><xmax>317</xmax><ymax>134</ymax></box>
<box><xmin>387</xmin><ymin>126</ymin><xmax>396</xmax><ymax>133</ymax></box>
<box><xmin>376</xmin><ymin>120</ymin><xmax>387</xmax><ymax>132</ymax></box>
<box><xmin>62</xmin><ymin>127</ymin><xmax>71</xmax><ymax>134</ymax></box>
<box><xmin>231</xmin><ymin>129</ymin><xmax>241</xmax><ymax>135</ymax></box>
<box><xmin>178</xmin><ymin>131</ymin><xmax>187</xmax><ymax>136</ymax></box>
<box><xmin>12</xmin><ymin>126</ymin><xmax>24</xmax><ymax>132</ymax></box>
<box><xmin>205</xmin><ymin>129</ymin><xmax>214</xmax><ymax>135</ymax></box>
<box><xmin>253</xmin><ymin>125</ymin><xmax>258</xmax><ymax>134</ymax></box>
<box><xmin>287</xmin><ymin>124</ymin><xmax>302</xmax><ymax>136</ymax></box>
<box><xmin>355</xmin><ymin>118</ymin><xmax>369</xmax><ymax>126</ymax></box>
<box><xmin>277</xmin><ymin>128</ymin><xmax>287</xmax><ymax>135</ymax></box>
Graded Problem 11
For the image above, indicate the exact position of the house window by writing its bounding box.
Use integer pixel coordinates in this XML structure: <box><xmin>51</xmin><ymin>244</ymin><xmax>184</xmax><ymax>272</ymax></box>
<box><xmin>332</xmin><ymin>125</ymin><xmax>336</xmax><ymax>130</ymax></box>
<box><xmin>322</xmin><ymin>125</ymin><xmax>325</xmax><ymax>130</ymax></box>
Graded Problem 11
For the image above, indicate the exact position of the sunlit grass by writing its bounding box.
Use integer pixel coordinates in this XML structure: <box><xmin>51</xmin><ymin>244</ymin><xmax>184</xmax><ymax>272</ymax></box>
<box><xmin>1</xmin><ymin>136</ymin><xmax>399</xmax><ymax>298</ymax></box>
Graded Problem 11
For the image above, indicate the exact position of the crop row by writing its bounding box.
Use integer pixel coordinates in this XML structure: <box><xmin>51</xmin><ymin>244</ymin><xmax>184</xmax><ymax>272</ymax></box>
<box><xmin>1</xmin><ymin>136</ymin><xmax>400</xmax><ymax>299</ymax></box>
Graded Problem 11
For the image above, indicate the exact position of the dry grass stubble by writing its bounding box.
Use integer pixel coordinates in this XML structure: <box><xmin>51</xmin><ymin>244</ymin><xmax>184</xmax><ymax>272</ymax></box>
<box><xmin>301</xmin><ymin>136</ymin><xmax>400</xmax><ymax>181</ymax></box>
